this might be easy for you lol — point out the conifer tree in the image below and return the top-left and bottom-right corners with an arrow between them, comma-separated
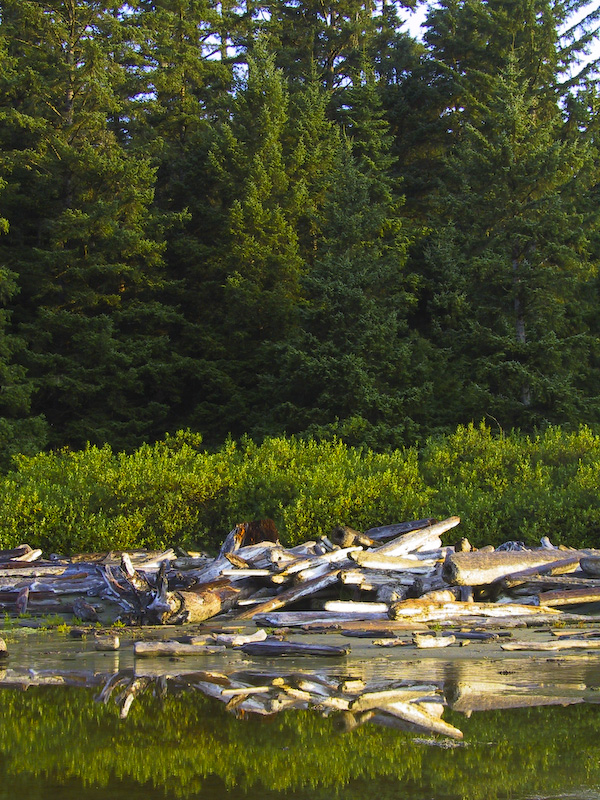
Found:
0,0 -> 181,449
420,20 -> 600,430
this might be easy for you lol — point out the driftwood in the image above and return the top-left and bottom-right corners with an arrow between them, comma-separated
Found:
442,550 -> 585,586
235,570 -> 341,620
389,599 -> 561,622
501,638 -> 600,651
537,586 -> 600,607
147,578 -> 255,624
240,640 -> 350,657
413,634 -> 456,648
581,556 -> 600,576
134,641 -> 227,657
373,517 -> 460,557
364,519 -> 437,541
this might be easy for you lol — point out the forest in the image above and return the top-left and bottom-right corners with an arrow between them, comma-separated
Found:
0,0 -> 600,464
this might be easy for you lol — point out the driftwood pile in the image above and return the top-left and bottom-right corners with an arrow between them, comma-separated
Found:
2,516 -> 600,628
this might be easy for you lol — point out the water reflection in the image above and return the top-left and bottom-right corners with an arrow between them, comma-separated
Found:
0,647 -> 600,800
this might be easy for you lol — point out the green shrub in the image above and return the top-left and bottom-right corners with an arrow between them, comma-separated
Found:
1,423 -> 600,554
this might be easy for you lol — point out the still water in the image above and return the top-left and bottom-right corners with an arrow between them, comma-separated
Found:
1,628 -> 600,800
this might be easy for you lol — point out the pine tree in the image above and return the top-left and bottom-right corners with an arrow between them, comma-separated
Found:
421,42 -> 600,430
0,0 -> 182,449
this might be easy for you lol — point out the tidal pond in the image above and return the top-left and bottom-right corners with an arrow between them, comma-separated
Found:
1,626 -> 600,800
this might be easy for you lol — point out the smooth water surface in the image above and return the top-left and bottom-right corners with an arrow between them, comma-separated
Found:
1,628 -> 600,800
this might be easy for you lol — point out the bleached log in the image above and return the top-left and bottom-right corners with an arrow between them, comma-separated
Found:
350,685 -> 439,711
322,600 -> 389,616
413,634 -> 456,648
0,564 -> 68,578
373,517 -> 461,557
501,638 -> 600,651
235,570 -> 341,620
252,612 -> 426,630
240,640 -> 350,657
364,519 -> 437,541
419,588 -> 460,603
388,599 -> 562,622
375,703 -> 463,739
220,568 -> 273,578
349,551 -> 435,572
537,586 -> 600,607
443,550 -> 585,586
134,641 -> 226,657
580,556 -> 600,576
150,579 -> 257,624
213,629 -> 268,647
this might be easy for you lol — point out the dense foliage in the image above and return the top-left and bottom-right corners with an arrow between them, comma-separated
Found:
1,423 -> 600,553
0,0 -> 599,457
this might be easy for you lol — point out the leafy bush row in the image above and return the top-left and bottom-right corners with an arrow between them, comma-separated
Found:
1,423 -> 599,555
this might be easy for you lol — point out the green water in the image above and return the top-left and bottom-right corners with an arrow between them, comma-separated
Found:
2,627 -> 600,800
0,681 -> 599,800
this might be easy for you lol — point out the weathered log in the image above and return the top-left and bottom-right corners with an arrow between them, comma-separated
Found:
349,685 -> 439,711
349,551 -> 435,572
240,640 -> 350,657
148,579 -> 255,624
388,599 -> 561,622
443,550 -> 585,586
218,524 -> 247,558
364,519 -> 437,541
506,575 -> 600,591
580,556 -> 600,576
0,544 -> 35,562
501,638 -> 600,651
537,586 -> 600,607
413,634 -> 456,648
134,641 -> 226,657
213,629 -> 268,647
330,526 -> 376,549
374,703 -> 463,739
0,564 -> 68,577
235,570 -> 341,620
373,517 -> 461,557
322,600 -> 389,616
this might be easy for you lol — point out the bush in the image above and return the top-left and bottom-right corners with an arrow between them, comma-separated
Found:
1,423 -> 600,554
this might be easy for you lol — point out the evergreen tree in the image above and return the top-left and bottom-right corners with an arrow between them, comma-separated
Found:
0,0 -> 182,449
421,47 -> 600,430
